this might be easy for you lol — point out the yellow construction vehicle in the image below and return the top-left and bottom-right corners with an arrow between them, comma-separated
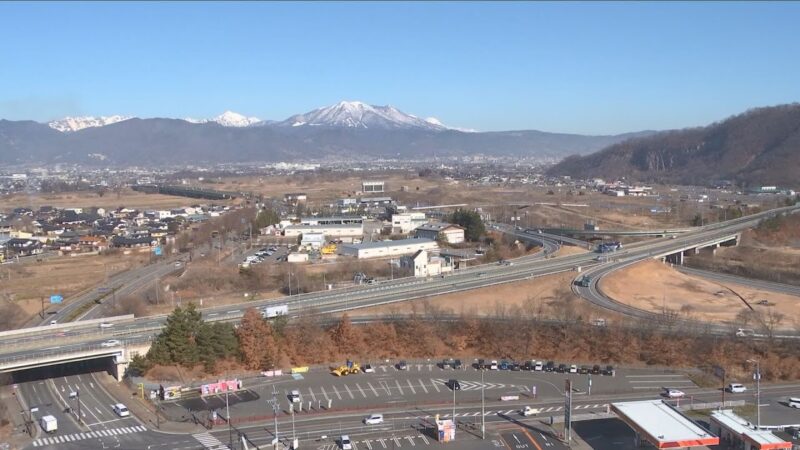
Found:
321,243 -> 337,256
330,359 -> 360,376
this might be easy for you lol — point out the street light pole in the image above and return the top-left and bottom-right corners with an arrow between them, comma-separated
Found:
481,368 -> 485,439
76,389 -> 81,424
747,359 -> 761,429
452,384 -> 456,426
226,389 -> 232,449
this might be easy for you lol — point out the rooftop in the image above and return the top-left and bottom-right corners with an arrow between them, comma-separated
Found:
341,238 -> 436,250
611,400 -> 718,449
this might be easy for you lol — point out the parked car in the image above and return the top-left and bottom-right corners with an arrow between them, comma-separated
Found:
523,361 -> 533,371
341,435 -> 353,450
364,414 -> 384,425
289,390 -> 301,403
397,360 -> 408,370
511,362 -> 521,371
477,359 -> 486,369
579,365 -> 590,374
727,383 -> 747,393
490,360 -> 499,370
569,364 -> 578,374
591,365 -> 601,375
453,359 -> 463,369
557,364 -> 567,373
532,361 -> 543,371
545,361 -> 555,372
441,358 -> 455,369
663,388 -> 685,398
603,365 -> 615,376
362,364 -> 375,373
499,360 -> 510,370
447,379 -> 461,391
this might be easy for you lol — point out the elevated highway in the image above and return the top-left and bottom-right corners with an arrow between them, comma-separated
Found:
0,204 -> 797,375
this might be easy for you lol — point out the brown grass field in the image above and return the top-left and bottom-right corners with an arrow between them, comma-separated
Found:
0,187 -> 231,210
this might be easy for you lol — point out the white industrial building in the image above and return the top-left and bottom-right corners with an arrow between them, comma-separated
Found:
362,181 -> 385,193
300,232 -> 325,250
299,216 -> 363,226
392,212 -> 427,234
338,238 -> 438,259
283,224 -> 364,238
414,222 -> 465,244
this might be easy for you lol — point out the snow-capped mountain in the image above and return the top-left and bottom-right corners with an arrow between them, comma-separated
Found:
279,101 -> 452,131
48,115 -> 132,133
184,111 -> 262,127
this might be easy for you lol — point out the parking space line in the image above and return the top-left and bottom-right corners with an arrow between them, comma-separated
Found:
380,381 -> 392,396
395,380 -> 404,395
320,386 -> 331,401
392,436 -> 402,447
418,435 -> 429,445
418,379 -> 428,394
308,387 -> 317,402
406,379 -> 417,394
405,436 -> 416,446
416,364 -> 422,371
363,439 -> 372,450
430,379 -> 441,392
367,382 -> 379,397
344,384 -> 355,399
355,383 -> 368,398
377,438 -> 387,448
332,386 -> 343,400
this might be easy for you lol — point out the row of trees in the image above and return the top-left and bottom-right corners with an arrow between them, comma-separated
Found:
131,303 -> 800,382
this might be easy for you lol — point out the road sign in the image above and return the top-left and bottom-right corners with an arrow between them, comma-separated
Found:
49,295 -> 63,304
153,246 -> 163,256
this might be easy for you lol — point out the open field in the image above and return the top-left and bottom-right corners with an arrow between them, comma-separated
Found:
0,253 -> 146,329
349,271 -> 621,323
0,187 -> 231,210
600,259 -> 800,327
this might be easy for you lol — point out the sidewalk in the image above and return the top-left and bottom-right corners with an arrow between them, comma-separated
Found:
95,372 -> 204,434
0,384 -> 34,450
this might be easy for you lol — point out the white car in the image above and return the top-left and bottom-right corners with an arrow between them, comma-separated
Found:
98,322 -> 114,329
533,361 -> 543,371
113,403 -> 130,417
101,340 -> 121,347
569,364 -> 578,373
664,388 -> 685,398
341,435 -> 352,450
290,390 -> 301,403
520,406 -> 537,417
490,360 -> 499,370
364,413 -> 384,425
727,383 -> 747,393
362,364 -> 375,373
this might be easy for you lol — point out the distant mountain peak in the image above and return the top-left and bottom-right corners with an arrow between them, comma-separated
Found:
184,111 -> 262,127
48,115 -> 132,133
279,101 -> 451,131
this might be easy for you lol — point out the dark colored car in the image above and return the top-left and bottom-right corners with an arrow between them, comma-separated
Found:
545,361 -> 555,372
447,379 -> 461,391
441,358 -> 455,369
499,360 -> 510,370
511,362 -> 521,371
591,365 -> 602,375
397,360 -> 408,370
523,361 -> 534,371
476,359 -> 486,370
557,364 -> 567,373
454,359 -> 463,369
579,365 -> 590,374
603,365 -> 615,376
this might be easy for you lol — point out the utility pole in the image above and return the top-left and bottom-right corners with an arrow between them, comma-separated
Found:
40,296 -> 44,319
272,385 -> 279,446
226,389 -> 232,449
452,383 -> 456,426
481,368 -> 485,439
747,359 -> 761,428
76,389 -> 81,424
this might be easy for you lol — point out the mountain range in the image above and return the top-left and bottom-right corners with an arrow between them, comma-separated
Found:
0,101 -> 650,165
548,104 -> 800,187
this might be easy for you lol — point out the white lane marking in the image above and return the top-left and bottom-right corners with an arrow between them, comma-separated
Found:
320,386 -> 331,401
308,387 -> 317,402
395,380 -> 404,396
419,435 -> 429,445
355,383 -> 368,398
367,382 -> 379,397
406,379 -> 416,395
430,379 -> 441,393
344,384 -> 355,399
418,379 -> 428,394
332,385 -> 343,400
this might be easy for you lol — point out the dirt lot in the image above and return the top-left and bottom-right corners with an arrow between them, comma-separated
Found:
0,187 -> 227,210
0,253 -> 145,328
600,259 -> 800,327
349,271 -> 620,323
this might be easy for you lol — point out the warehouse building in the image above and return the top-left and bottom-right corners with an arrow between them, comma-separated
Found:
338,238 -> 438,259
300,216 -> 363,226
283,223 -> 363,238
414,222 -> 465,244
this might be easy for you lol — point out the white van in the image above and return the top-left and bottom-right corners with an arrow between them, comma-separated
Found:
789,397 -> 800,409
289,390 -> 301,403
727,383 -> 747,393
113,403 -> 130,417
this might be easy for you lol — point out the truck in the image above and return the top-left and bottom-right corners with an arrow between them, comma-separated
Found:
597,241 -> 622,253
40,415 -> 58,433
575,276 -> 592,287
261,304 -> 288,319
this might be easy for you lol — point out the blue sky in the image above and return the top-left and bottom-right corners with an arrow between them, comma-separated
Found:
1,1 -> 799,134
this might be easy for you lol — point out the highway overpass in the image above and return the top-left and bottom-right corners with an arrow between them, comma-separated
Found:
0,204 -> 796,377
